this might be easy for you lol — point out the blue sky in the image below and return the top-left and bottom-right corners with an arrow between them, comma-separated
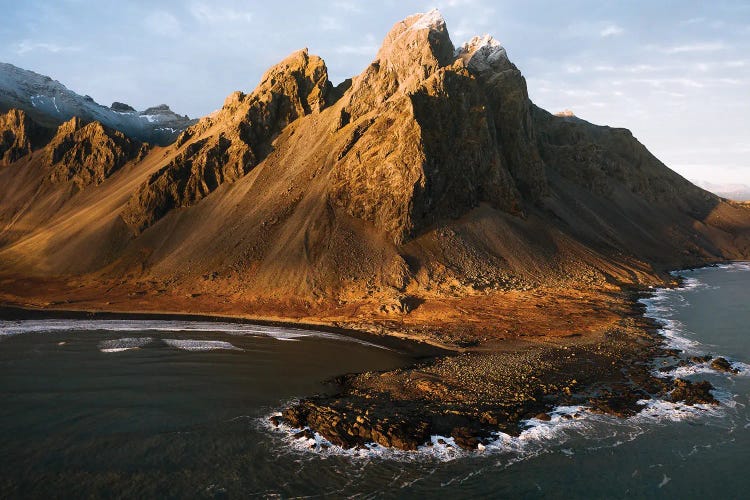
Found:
1,0 -> 749,185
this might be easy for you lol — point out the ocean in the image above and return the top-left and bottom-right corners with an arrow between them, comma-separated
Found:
1,263 -> 749,497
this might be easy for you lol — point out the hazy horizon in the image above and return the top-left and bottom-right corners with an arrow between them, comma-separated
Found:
1,0 -> 748,185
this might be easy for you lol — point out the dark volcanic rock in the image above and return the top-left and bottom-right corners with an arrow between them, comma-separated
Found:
588,391 -> 645,418
450,426 -> 482,450
670,378 -> 718,405
710,357 -> 738,373
282,398 -> 432,451
111,102 -> 136,113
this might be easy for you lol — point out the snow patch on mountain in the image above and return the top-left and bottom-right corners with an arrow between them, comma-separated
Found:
0,62 -> 195,145
455,35 -> 511,74
409,9 -> 446,31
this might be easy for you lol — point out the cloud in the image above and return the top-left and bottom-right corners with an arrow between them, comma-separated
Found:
724,60 -> 747,68
625,77 -> 742,89
661,42 -> 727,54
593,64 -> 659,74
563,21 -> 624,39
332,1 -> 363,13
681,17 -> 705,25
14,41 -> 81,55
443,0 -> 477,6
630,77 -> 705,88
144,11 -> 182,38
600,24 -> 624,37
319,16 -> 343,31
189,2 -> 253,24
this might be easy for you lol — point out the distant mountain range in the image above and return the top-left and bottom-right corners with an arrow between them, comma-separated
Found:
693,180 -> 750,202
0,62 -> 195,145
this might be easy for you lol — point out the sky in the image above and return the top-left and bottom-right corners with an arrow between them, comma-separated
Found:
1,0 -> 749,185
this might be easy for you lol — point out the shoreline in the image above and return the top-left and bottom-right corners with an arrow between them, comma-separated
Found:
0,304 -> 450,359
1,264 -> 742,452
279,270 -> 736,452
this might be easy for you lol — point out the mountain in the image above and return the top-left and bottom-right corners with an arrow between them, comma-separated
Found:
0,10 -> 749,337
0,62 -> 196,145
694,180 -> 750,202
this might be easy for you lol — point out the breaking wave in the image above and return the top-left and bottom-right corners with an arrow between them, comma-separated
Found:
162,339 -> 242,351
0,318 -> 388,349
98,337 -> 153,353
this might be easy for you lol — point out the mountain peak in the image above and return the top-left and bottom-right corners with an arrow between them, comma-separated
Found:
377,10 -> 454,64
455,34 -> 510,74
0,108 -> 50,164
111,102 -> 136,113
407,9 -> 446,32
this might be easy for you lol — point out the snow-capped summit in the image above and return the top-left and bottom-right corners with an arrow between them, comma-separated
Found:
408,9 -> 446,32
455,34 -> 511,73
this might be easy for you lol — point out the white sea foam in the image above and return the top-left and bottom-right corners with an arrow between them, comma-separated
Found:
661,359 -> 750,379
716,261 -> 750,272
162,339 -> 241,351
98,337 -> 152,353
265,397 -> 726,463
271,388 -> 740,463
639,275 -> 712,353
0,318 -> 389,350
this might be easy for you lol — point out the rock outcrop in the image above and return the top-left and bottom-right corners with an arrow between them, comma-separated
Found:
0,109 -> 51,164
45,117 -> 147,190
120,49 -> 332,233
457,35 -> 548,200
669,378 -> 718,405
328,12 -> 525,243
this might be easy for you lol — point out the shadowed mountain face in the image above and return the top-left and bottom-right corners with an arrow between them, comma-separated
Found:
0,62 -> 196,145
0,10 -> 749,309
0,109 -> 52,164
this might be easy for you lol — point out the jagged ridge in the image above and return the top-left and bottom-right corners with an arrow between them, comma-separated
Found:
120,49 -> 333,233
44,117 -> 147,190
0,9 -> 748,303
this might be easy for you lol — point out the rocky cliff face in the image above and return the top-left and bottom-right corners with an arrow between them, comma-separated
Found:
0,109 -> 51,164
120,49 -> 333,233
44,117 -> 147,190
328,12 -> 527,243
0,62 -> 196,145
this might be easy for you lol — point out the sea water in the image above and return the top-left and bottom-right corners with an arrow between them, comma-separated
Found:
1,263 -> 749,497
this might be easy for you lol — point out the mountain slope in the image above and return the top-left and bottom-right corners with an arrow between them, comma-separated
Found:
0,62 -> 196,145
0,10 -> 749,336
